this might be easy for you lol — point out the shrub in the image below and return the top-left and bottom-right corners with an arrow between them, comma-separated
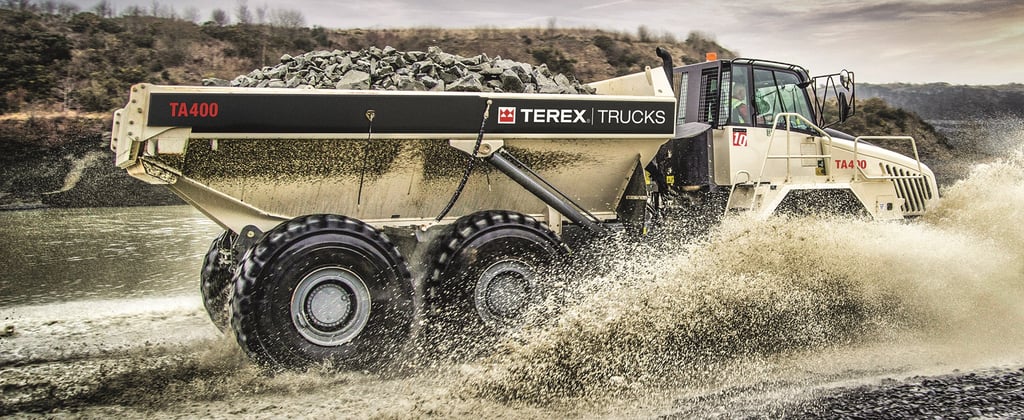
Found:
529,46 -> 576,75
0,9 -> 71,111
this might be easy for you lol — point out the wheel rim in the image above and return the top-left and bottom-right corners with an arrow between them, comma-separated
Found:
474,259 -> 536,325
291,266 -> 371,346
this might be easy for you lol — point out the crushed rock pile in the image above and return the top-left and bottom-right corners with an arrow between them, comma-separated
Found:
204,46 -> 596,94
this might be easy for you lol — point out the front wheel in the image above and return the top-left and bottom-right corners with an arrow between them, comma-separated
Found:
231,214 -> 413,369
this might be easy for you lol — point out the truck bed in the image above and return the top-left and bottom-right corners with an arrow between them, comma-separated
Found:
111,68 -> 676,232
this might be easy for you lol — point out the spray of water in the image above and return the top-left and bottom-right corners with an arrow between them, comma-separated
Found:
459,144 -> 1024,407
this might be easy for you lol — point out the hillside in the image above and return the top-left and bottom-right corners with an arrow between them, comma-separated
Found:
0,6 -> 733,115
0,115 -> 182,209
828,98 -> 959,186
858,83 -> 1024,121
854,83 -> 1024,185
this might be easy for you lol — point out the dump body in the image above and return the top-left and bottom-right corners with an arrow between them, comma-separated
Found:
111,68 -> 676,233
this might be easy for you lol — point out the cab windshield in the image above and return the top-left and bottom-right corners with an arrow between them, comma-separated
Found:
752,68 -> 814,130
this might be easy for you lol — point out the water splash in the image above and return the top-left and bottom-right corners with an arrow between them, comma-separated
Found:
460,145 -> 1024,406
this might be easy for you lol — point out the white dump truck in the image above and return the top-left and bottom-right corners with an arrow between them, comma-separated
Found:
111,50 -> 937,368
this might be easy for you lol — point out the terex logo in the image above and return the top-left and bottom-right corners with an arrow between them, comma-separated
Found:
520,108 -> 588,124
497,107 -> 516,124
494,104 -> 669,127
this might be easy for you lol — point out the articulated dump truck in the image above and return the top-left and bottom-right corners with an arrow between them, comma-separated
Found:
111,50 -> 938,368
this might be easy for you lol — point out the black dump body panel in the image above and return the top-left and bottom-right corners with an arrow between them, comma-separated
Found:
147,92 -> 675,136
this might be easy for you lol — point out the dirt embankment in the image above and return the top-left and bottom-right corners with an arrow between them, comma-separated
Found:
0,115 -> 181,210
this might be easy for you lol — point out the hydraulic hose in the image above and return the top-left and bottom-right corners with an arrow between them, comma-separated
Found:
435,100 -> 492,222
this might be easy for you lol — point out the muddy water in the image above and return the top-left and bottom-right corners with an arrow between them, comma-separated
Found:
3,144 -> 1024,417
0,206 -> 222,306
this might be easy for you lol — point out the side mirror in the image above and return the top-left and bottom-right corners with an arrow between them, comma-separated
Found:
838,92 -> 851,122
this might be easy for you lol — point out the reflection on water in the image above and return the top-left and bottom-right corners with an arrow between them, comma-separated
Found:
0,206 -> 222,306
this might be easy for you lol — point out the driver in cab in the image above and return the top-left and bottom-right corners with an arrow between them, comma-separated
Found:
730,82 -> 750,125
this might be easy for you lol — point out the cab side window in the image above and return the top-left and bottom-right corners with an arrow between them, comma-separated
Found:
753,68 -> 814,130
728,66 -> 751,126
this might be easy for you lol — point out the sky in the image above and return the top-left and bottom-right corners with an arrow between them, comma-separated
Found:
70,0 -> 1024,85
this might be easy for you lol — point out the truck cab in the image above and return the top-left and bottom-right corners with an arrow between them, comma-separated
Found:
661,57 -> 938,219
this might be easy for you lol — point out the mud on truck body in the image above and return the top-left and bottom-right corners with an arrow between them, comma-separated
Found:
111,50 -> 938,368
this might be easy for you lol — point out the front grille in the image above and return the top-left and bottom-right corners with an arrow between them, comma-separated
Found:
883,163 -> 933,215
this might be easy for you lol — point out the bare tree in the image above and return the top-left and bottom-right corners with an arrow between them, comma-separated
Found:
235,0 -> 252,24
182,6 -> 200,23
269,7 -> 304,28
147,1 -> 177,18
659,30 -> 677,44
254,3 -> 270,65
255,3 -> 267,24
122,4 -> 144,16
637,25 -> 651,42
2,0 -> 34,11
56,1 -> 78,18
40,0 -> 57,14
210,8 -> 229,26
92,0 -> 114,17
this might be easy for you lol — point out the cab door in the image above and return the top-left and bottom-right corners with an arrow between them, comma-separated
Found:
724,65 -> 827,183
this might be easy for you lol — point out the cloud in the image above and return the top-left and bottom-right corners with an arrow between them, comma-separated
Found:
755,0 -> 1024,23
710,0 -> 1023,83
581,0 -> 634,11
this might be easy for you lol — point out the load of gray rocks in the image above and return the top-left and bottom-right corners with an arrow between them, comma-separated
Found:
204,46 -> 595,94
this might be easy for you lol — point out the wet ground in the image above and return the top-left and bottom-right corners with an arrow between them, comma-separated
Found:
2,294 -> 1022,418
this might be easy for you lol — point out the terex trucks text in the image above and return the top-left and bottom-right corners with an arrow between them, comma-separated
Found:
110,50 -> 938,368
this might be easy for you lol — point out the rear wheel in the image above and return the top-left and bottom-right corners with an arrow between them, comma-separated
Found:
429,211 -> 567,332
200,230 -> 237,332
231,214 -> 413,369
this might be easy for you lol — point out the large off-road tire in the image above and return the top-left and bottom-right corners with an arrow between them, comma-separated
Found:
201,230 -> 237,332
231,214 -> 414,369
428,210 -> 567,332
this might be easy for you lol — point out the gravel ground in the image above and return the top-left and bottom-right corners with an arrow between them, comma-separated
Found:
3,299 -> 1024,418
785,368 -> 1024,419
